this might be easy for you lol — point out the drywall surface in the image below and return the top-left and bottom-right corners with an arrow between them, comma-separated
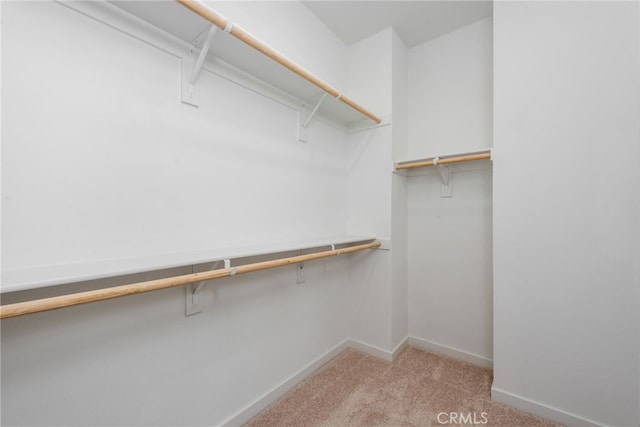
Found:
493,1 -> 640,425
346,28 -> 393,242
2,0 -> 348,271
346,28 -> 393,118
406,18 -> 494,366
346,28 -> 408,355
407,164 -> 493,366
346,129 -> 392,240
407,17 -> 492,159
1,260 -> 353,426
346,125 -> 393,352
391,29 -> 409,162
390,29 -> 409,348
390,172 -> 409,349
0,1 -> 364,425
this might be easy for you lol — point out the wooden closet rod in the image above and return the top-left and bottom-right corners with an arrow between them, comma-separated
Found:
0,241 -> 381,320
175,0 -> 382,124
395,152 -> 491,171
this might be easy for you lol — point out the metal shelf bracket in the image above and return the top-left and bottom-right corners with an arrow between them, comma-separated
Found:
181,25 -> 218,107
186,260 -> 220,316
298,93 -> 328,142
438,163 -> 452,198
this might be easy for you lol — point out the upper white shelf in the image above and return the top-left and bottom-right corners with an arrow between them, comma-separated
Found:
1,236 -> 377,294
109,0 -> 382,127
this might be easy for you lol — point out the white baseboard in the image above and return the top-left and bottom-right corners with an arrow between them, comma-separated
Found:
220,338 -> 603,427
408,336 -> 493,369
491,387 -> 600,427
220,339 -> 351,426
391,336 -> 410,360
347,337 -> 409,362
348,339 -> 393,361
221,337 -> 410,425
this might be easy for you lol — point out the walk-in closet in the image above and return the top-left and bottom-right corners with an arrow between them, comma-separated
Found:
2,1 -> 638,426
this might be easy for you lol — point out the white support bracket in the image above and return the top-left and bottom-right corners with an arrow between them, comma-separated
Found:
181,25 -> 218,107
298,93 -> 328,143
438,164 -> 452,198
225,259 -> 238,277
186,265 -> 205,316
296,250 -> 305,284
186,261 -> 220,316
297,263 -> 305,284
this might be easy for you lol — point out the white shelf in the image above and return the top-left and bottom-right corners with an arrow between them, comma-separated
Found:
207,33 -> 370,124
108,1 -> 381,127
1,236 -> 377,294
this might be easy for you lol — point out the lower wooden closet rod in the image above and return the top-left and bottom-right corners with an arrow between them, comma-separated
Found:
395,152 -> 491,171
0,241 -> 381,320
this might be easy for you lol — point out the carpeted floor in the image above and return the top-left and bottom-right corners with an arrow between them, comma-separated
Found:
246,346 -> 560,426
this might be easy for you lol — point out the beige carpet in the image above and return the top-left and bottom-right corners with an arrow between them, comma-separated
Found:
246,347 -> 560,426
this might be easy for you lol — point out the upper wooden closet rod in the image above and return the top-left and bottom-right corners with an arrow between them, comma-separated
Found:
395,152 -> 492,171
0,241 -> 381,320
175,0 -> 382,124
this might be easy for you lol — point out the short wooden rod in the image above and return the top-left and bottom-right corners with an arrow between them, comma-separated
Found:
0,241 -> 381,319
395,152 -> 491,171
174,0 -> 382,124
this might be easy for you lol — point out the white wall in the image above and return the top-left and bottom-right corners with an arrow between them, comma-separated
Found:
407,163 -> 493,366
2,1 -> 349,271
0,1 -> 370,425
346,27 -> 410,356
345,28 -> 393,119
390,30 -> 409,350
346,28 -> 394,353
347,125 -> 393,352
493,2 -> 640,425
406,17 -> 494,366
1,260 -> 353,426
407,17 -> 493,159
392,29 -> 409,163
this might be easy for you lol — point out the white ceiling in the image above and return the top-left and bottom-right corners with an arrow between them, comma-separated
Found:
303,1 -> 493,48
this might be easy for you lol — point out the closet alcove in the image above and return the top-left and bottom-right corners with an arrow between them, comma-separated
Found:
8,1 -> 634,426
1,1 -> 493,424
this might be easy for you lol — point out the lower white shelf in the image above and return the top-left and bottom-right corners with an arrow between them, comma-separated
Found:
1,235 -> 377,294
